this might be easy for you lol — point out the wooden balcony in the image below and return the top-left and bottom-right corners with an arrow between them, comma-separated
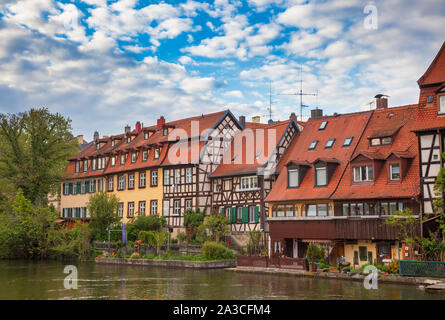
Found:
268,216 -> 419,241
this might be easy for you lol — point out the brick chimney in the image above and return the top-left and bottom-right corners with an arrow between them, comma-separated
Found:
311,108 -> 323,118
375,94 -> 388,109
93,131 -> 99,141
157,116 -> 166,130
239,116 -> 246,127
135,121 -> 142,133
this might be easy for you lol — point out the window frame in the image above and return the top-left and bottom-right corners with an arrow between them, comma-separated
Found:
173,200 -> 181,216
139,201 -> 146,216
343,137 -> 353,147
287,168 -> 299,188
127,202 -> 134,217
150,200 -> 158,215
139,171 -> 146,188
389,163 -> 401,181
308,140 -> 318,150
151,170 -> 158,187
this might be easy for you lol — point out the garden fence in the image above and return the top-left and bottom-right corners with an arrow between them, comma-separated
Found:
399,260 -> 445,278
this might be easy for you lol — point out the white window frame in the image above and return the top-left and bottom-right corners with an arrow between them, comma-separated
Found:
154,148 -> 160,159
288,169 -> 299,188
186,168 -> 192,184
390,164 -> 400,180
174,169 -> 181,185
128,202 -> 134,217
151,170 -> 158,186
139,201 -> 146,216
118,203 -> 123,217
128,174 -> 134,189
316,166 -> 327,186
240,176 -> 259,191
75,161 -> 80,173
142,150 -> 148,161
439,94 -> 445,114
118,175 -> 126,190
139,172 -> 146,188
120,154 -> 125,165
151,200 -> 158,215
131,152 -> 137,163
353,165 -> 373,182
89,180 -> 94,193
185,199 -> 192,210
108,177 -> 113,191
164,169 -> 170,185
173,200 -> 181,216
111,156 -> 115,167
98,179 -> 103,191
163,200 -> 170,216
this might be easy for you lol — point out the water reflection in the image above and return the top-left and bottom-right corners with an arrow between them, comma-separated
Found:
0,260 -> 443,300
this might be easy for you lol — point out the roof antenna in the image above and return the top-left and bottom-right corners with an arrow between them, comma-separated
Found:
278,64 -> 318,121
268,80 -> 273,123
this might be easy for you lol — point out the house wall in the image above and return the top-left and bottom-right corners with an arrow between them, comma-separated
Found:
343,240 -> 400,268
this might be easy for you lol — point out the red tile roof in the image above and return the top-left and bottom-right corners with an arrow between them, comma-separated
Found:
210,120 -> 294,177
265,111 -> 372,202
418,41 -> 445,86
332,104 -> 420,200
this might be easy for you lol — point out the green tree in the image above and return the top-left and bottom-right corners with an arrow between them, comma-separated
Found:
201,212 -> 230,243
183,208 -> 206,243
385,208 -> 419,245
132,215 -> 166,232
138,230 -> 168,255
87,192 -> 120,241
0,108 -> 79,204
247,230 -> 262,255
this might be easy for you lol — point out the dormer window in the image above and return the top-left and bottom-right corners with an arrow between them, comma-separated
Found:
111,140 -> 115,147
163,128 -> 168,136
120,154 -> 126,165
142,150 -> 148,162
96,144 -> 100,150
75,161 -> 80,173
315,166 -> 327,186
92,159 -> 96,171
390,164 -> 400,180
131,152 -> 137,163
353,165 -> 373,182
144,132 -> 149,140
319,121 -> 328,130
154,148 -> 160,160
308,140 -> 318,150
127,137 -> 131,143
343,137 -> 353,147
325,139 -> 335,149
440,94 -> 445,113
381,137 -> 392,145
288,169 -> 299,188
371,138 -> 380,146
111,156 -> 115,167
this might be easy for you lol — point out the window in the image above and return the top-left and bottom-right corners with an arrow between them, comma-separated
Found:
249,206 -> 256,223
96,144 -> 100,150
274,241 -> 282,253
98,179 -> 103,191
237,207 -> 243,220
173,200 -> 181,216
343,137 -> 353,147
353,165 -> 373,182
89,180 -> 94,193
308,140 -> 318,150
371,138 -> 380,146
144,132 -> 149,140
306,205 -> 317,217
118,175 -> 126,190
131,152 -> 137,163
120,154 -> 125,165
139,201 -> 146,216
381,137 -> 392,145
164,169 -> 170,185
427,95 -> 434,103
142,150 -> 148,162
319,121 -> 328,130
75,161 -> 80,173
154,148 -> 160,160
128,202 -> 134,217
111,140 -> 115,147
185,199 -> 192,211
359,246 -> 367,261
285,205 -> 294,217
440,95 -> 445,113
81,181 -> 86,194
64,183 -> 70,195
151,170 -> 158,186
128,174 -> 134,189
108,177 -> 113,191
303,204 -> 332,217
288,169 -> 299,188
92,158 -> 96,171
315,167 -> 327,186
127,137 -> 131,143
186,168 -> 192,184
325,139 -> 335,148
151,200 -> 158,215
370,137 -> 392,146
174,169 -> 181,185
163,200 -> 169,216
139,172 -> 146,188
390,164 -> 400,180
240,176 -> 258,190
111,156 -> 115,167
163,128 -> 168,136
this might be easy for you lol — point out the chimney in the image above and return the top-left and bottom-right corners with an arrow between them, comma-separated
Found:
239,116 -> 246,127
157,116 -> 166,130
124,125 -> 131,133
135,121 -> 142,133
268,119 -> 274,125
93,131 -> 99,141
311,108 -> 323,118
375,94 -> 388,109
252,116 -> 260,123
289,112 -> 297,120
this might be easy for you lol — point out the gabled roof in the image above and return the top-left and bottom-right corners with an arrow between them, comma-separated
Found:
210,119 -> 295,178
333,105 -> 420,200
418,41 -> 445,87
265,111 -> 372,202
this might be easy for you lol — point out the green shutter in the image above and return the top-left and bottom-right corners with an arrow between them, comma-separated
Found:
76,182 -> 81,194
62,183 -> 66,195
93,180 -> 96,192
255,206 -> 259,223
68,183 -> 73,195
68,208 -> 72,218
221,207 -> 225,216
85,181 -> 90,193
230,207 -> 236,223
242,207 -> 249,223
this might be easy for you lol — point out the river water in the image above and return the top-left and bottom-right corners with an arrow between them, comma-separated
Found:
0,260 -> 443,300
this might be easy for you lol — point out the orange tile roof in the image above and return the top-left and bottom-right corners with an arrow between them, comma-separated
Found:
332,104 -> 420,200
418,41 -> 445,86
210,120 -> 294,177
265,111 -> 372,202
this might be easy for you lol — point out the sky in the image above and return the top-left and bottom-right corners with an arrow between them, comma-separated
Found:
0,0 -> 444,140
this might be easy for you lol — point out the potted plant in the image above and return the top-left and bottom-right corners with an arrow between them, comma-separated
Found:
307,243 -> 319,272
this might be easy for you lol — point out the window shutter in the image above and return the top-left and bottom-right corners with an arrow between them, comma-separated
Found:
230,207 -> 236,223
93,180 -> 96,192
221,207 -> 225,216
255,206 -> 259,223
68,208 -> 72,218
69,183 -> 73,195
85,181 -> 90,193
242,207 -> 249,223
62,183 -> 66,195
76,182 -> 81,194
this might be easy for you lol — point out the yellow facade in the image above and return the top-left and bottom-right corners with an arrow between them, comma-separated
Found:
344,240 -> 401,267
108,168 -> 164,223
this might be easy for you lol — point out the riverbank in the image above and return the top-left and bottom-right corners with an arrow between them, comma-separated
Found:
225,266 -> 445,288
96,257 -> 236,269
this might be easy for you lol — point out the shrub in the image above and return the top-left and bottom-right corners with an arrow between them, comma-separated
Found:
130,252 -> 140,259
388,260 -> 399,274
201,241 -> 236,260
177,232 -> 187,244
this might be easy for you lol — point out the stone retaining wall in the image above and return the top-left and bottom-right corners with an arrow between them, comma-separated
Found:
96,257 -> 236,269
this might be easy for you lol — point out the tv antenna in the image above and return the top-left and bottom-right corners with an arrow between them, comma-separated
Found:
278,65 -> 317,121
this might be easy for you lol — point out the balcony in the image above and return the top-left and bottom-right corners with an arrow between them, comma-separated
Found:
268,216 -> 418,241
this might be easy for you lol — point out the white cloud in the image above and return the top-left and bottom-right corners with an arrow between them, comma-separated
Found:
224,90 -> 244,98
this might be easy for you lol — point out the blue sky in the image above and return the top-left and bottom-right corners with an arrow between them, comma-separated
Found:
0,0 -> 444,140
